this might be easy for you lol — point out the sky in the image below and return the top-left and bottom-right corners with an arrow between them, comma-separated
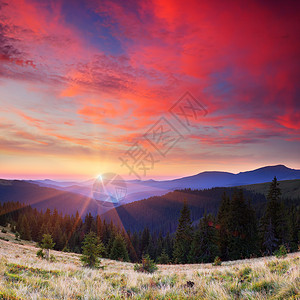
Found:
0,0 -> 299,180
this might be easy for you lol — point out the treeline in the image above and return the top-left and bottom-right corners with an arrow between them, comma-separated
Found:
0,201 -> 172,262
0,177 -> 299,263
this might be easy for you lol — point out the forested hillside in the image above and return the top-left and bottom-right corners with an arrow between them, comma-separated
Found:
1,178 -> 299,264
102,186 -> 295,234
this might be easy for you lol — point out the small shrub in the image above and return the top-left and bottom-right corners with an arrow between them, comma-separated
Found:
275,245 -> 287,258
0,237 -> 9,241
252,279 -> 276,294
15,232 -> 20,241
212,256 -> 222,266
237,267 -> 252,283
1,228 -> 7,233
50,254 -> 56,262
62,246 -> 70,252
267,260 -> 289,275
134,254 -> 158,273
36,249 -> 45,259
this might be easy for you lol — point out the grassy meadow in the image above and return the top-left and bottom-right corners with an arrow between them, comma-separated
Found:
0,226 -> 299,300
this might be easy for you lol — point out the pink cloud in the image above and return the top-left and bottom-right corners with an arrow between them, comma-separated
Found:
0,0 -> 299,178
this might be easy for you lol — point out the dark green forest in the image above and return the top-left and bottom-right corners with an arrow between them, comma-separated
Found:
0,177 -> 299,264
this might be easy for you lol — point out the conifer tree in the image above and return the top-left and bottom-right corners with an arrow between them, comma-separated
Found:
147,235 -> 156,259
96,215 -> 103,239
81,232 -> 105,267
109,234 -> 129,261
123,230 -> 138,262
173,200 -> 193,263
84,213 -> 94,233
227,190 -> 258,260
52,221 -> 64,250
132,231 -> 141,259
164,232 -> 173,260
156,232 -> 164,259
157,248 -> 170,264
20,215 -> 31,241
217,192 -> 231,260
260,177 -> 287,253
263,220 -> 278,255
288,205 -> 300,251
30,218 -> 40,241
41,233 -> 55,260
141,227 -> 150,255
188,214 -> 220,263
38,222 -> 49,241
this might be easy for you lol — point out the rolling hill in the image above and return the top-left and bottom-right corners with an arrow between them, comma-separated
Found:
0,179 -> 109,216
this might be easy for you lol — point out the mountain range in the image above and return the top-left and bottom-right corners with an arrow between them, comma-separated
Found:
27,164 -> 300,202
0,165 -> 299,219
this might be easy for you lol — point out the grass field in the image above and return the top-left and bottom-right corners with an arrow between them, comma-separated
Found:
0,226 -> 299,299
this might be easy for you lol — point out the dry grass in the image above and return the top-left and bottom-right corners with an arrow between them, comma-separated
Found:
0,226 -> 299,299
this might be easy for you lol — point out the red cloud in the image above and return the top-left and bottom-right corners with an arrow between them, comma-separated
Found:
1,0 -> 299,177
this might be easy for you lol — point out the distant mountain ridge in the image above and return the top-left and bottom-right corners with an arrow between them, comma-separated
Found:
129,165 -> 300,190
28,164 -> 300,193
1,165 -> 300,216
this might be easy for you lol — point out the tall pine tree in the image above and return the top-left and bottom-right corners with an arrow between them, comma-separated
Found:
188,214 -> 220,263
20,215 -> 31,241
260,177 -> 287,254
109,234 -> 129,262
227,190 -> 258,260
173,200 -> 193,264
217,192 -> 230,260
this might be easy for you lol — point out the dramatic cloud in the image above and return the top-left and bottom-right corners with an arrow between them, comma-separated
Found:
0,0 -> 299,179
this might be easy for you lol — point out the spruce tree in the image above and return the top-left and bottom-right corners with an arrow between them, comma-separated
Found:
288,205 -> 300,251
188,214 -> 220,263
263,220 -> 278,255
260,177 -> 287,253
132,231 -> 141,260
157,248 -> 169,264
141,227 -> 150,255
41,233 -> 55,260
81,232 -> 105,268
52,221 -> 64,250
164,232 -> 173,260
217,192 -> 230,260
96,215 -> 103,239
173,200 -> 193,263
227,190 -> 258,260
109,234 -> 129,261
20,215 -> 31,241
